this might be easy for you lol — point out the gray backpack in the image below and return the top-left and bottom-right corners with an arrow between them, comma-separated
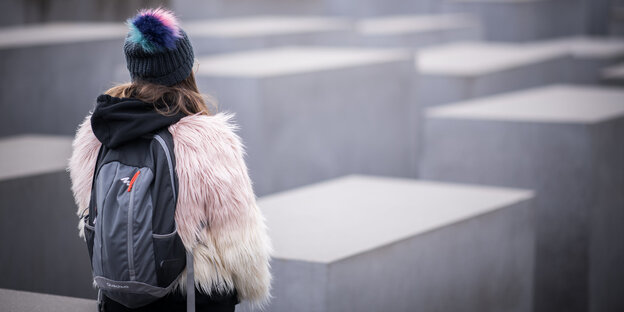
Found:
81,129 -> 196,311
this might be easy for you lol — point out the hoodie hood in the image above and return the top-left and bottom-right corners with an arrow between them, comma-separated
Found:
91,94 -> 186,148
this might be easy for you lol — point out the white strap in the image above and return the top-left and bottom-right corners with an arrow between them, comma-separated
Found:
186,250 -> 195,312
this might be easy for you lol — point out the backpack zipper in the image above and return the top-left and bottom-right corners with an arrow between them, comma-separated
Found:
127,169 -> 139,281
127,171 -> 140,192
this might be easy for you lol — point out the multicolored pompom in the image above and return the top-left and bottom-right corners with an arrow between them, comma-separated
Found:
127,7 -> 182,53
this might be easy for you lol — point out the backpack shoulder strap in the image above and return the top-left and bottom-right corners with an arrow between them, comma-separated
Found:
153,129 -> 195,311
186,250 -> 195,312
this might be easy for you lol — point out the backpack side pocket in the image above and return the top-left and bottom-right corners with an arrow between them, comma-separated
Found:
152,231 -> 186,287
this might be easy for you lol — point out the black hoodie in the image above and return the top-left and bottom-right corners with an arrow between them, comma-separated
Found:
91,94 -> 186,149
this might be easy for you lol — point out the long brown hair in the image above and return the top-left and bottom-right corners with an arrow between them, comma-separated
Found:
105,72 -> 216,116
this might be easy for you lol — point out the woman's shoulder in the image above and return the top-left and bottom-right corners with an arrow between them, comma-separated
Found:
170,112 -> 239,138
168,111 -> 245,155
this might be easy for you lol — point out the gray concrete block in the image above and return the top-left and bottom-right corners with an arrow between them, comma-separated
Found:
195,47 -> 417,196
601,62 -> 624,85
0,23 -> 127,136
171,0 -> 324,19
439,0 -> 586,41
248,175 -> 535,312
354,14 -> 483,48
183,16 -> 355,55
420,85 -> 624,312
0,288 -> 96,312
526,36 -> 624,84
0,0 -> 167,27
0,136 -> 96,299
324,0 -> 438,17
416,42 -> 571,107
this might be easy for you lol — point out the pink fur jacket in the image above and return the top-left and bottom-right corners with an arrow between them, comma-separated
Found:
68,112 -> 272,308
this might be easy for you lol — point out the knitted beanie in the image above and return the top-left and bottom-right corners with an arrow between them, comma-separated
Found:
124,8 -> 194,87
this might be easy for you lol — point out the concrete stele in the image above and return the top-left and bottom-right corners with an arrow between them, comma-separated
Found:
427,84 -> 624,124
356,13 -> 480,36
260,175 -> 533,263
0,23 -> 126,136
416,41 -> 566,77
196,46 -> 410,77
422,84 -> 624,312
0,135 -> 73,181
438,0 -> 586,41
603,62 -> 624,79
183,16 -> 352,38
0,23 -> 126,49
528,36 -> 624,60
0,135 -> 94,299
254,174 -> 535,312
0,288 -> 95,312
194,46 -> 416,196
448,0 -> 551,2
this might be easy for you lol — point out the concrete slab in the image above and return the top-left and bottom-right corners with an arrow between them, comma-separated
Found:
255,175 -> 535,312
0,23 -> 126,48
421,85 -> 624,312
324,0 -> 438,17
439,0 -> 586,41
527,36 -> 624,83
415,42 -> 570,107
0,288 -> 96,312
195,47 -> 417,196
0,0 -> 163,27
171,0 -> 325,20
601,62 -> 624,85
0,23 -> 126,136
0,135 -> 73,181
184,16 -> 355,54
427,84 -> 624,123
529,36 -> 624,60
0,135 -> 96,299
355,14 -> 483,48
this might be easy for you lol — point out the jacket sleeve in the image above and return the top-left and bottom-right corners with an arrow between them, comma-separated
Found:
169,113 -> 272,308
67,114 -> 102,239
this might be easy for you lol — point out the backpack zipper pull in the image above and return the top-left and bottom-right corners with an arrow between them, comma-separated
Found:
127,170 -> 141,192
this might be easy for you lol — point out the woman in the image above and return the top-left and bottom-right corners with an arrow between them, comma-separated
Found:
68,8 -> 272,312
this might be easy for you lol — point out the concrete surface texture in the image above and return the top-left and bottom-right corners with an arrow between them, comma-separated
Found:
0,135 -> 73,181
354,13 -> 482,48
525,36 -> 624,83
0,23 -> 126,49
196,46 -> 409,76
253,175 -> 535,312
0,135 -> 95,299
184,16 -> 355,54
427,84 -> 624,123
527,36 -> 624,59
0,0 -> 168,26
420,84 -> 624,312
0,23 -> 126,136
415,42 -> 570,106
0,288 -> 96,312
439,0 -> 587,41
324,0 -> 437,16
601,62 -> 624,85
196,47 -> 418,196
171,0 -> 324,19
262,175 -> 534,262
